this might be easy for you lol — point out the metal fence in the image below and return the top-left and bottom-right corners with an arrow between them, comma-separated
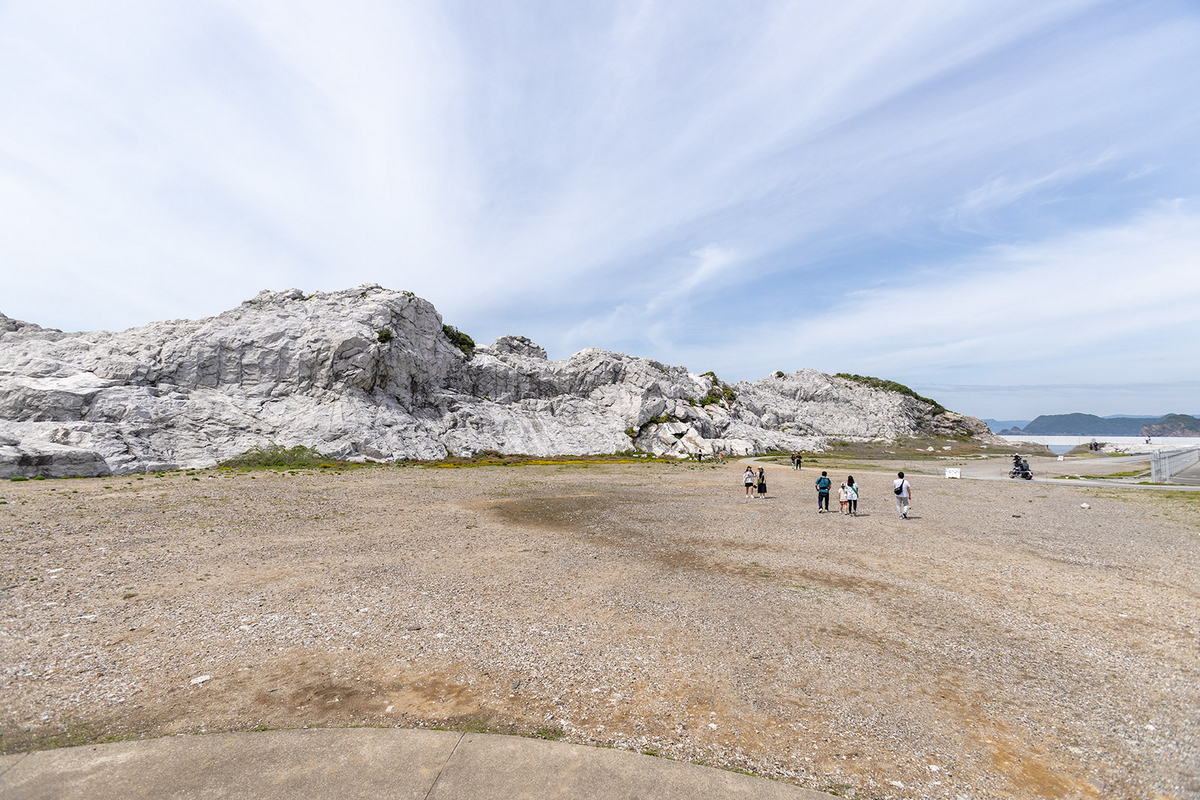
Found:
1151,447 -> 1200,483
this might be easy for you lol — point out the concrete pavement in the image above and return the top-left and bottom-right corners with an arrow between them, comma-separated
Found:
0,728 -> 834,800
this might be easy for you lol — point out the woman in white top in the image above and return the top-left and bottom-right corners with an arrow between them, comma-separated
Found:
744,466 -> 756,499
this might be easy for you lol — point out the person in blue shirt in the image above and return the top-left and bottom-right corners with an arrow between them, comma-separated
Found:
815,471 -> 832,512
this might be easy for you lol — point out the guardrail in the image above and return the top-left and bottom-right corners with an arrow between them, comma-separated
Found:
1151,447 -> 1200,483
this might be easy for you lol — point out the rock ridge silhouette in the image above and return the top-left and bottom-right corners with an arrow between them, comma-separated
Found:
0,285 -> 993,477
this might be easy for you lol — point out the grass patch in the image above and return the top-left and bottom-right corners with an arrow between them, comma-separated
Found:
1063,445 -> 1106,457
0,721 -> 112,754
421,450 -> 668,468
219,445 -> 340,469
822,436 -> 1031,460
1085,487 -> 1200,531
1088,469 -> 1152,479
1054,468 -> 1151,480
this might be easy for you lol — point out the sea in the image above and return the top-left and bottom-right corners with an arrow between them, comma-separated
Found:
999,435 -> 1200,455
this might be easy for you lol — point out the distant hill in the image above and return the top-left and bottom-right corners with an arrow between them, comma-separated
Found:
1005,413 -> 1200,436
984,419 -> 1031,433
1023,414 -> 1142,435
1143,414 -> 1200,437
1020,414 -> 1162,435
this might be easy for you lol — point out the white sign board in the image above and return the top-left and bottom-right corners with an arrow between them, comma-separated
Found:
944,468 -> 961,479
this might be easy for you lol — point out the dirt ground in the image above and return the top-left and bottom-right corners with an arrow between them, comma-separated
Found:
1,459 -> 1197,799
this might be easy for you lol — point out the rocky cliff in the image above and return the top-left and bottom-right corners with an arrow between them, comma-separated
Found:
0,285 -> 994,477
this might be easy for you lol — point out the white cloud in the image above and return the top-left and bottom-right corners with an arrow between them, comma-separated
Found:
698,202 -> 1200,389
0,0 -> 1197,426
561,244 -> 743,355
3,0 -> 1139,330
944,150 -> 1117,227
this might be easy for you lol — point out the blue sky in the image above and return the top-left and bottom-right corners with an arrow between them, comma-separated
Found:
1,0 -> 1198,419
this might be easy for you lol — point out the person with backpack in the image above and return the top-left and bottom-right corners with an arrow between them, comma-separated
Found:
846,476 -> 859,516
815,471 -> 832,512
893,471 -> 912,519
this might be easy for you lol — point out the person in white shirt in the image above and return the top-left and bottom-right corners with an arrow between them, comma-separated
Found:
893,471 -> 912,519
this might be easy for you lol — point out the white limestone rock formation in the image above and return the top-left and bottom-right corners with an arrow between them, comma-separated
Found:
0,286 -> 995,476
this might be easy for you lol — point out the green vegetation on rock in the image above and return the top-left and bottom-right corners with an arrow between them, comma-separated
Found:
834,373 -> 944,413
219,445 -> 334,469
697,371 -> 737,406
442,324 -> 475,357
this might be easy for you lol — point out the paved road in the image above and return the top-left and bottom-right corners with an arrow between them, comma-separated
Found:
1166,458 -> 1200,486
740,454 -> 1200,492
941,454 -> 1200,491
0,728 -> 833,800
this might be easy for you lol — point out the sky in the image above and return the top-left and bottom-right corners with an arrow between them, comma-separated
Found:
1,0 -> 1198,420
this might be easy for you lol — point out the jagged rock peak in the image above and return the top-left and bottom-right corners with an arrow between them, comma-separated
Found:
0,312 -> 55,335
485,335 -> 548,360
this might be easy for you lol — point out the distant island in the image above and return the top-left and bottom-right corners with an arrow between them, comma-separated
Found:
992,413 -> 1200,437
983,419 -> 1031,432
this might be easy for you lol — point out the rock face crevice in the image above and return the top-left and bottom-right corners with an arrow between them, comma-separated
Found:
0,286 -> 994,476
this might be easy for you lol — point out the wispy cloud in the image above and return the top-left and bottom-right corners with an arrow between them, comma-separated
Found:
680,202 -> 1200,398
562,243 -> 743,357
0,0 -> 1198,418
944,151 -> 1117,228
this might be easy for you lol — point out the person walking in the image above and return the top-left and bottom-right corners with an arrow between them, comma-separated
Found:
757,467 -> 767,498
837,482 -> 849,514
893,471 -> 912,519
790,453 -> 797,470
815,471 -> 831,512
846,476 -> 859,516
744,466 -> 756,499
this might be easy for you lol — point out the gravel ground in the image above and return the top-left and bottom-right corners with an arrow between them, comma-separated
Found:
1,460 -> 1197,799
